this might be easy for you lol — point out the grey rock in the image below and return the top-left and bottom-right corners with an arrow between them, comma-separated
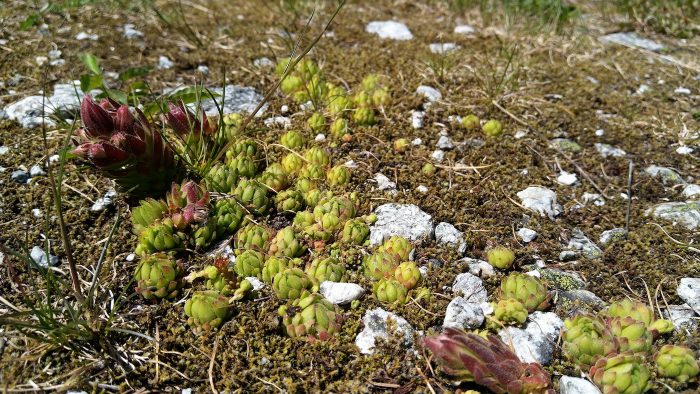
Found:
557,290 -> 606,318
429,43 -> 459,54
264,116 -> 291,128
517,228 -> 537,243
435,222 -> 466,255
4,82 -> 84,128
29,165 -> 45,177
436,135 -> 453,150
416,85 -> 442,105
30,246 -> 59,268
677,146 -> 695,155
369,204 -> 434,246
682,184 -> 700,199
320,281 -> 365,305
600,32 -> 664,52
662,304 -> 698,331
75,32 -> 98,41
516,187 -> 562,220
174,85 -> 267,117
355,308 -> 414,355
253,57 -> 273,67
11,170 -> 29,184
91,189 -> 118,212
595,143 -> 626,158
123,23 -> 144,38
645,165 -> 686,186
677,278 -> 700,314
461,257 -> 496,278
582,192 -> 605,206
157,56 -> 174,70
599,228 -> 626,247
365,21 -> 413,41
568,228 -> 603,259
443,297 -> 484,329
559,376 -> 601,394
430,149 -> 445,163
649,202 -> 700,230
498,312 -> 563,365
451,273 -> 488,303
196,65 -> 209,74
559,250 -> 577,261
411,110 -> 425,129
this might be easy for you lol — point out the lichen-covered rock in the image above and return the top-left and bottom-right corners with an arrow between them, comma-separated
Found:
556,290 -> 606,318
649,202 -> 700,230
567,229 -> 603,260
549,138 -> 582,154
369,203 -> 433,246
645,165 -> 686,186
355,308 -> 414,355
599,228 -> 626,247
537,268 -> 587,291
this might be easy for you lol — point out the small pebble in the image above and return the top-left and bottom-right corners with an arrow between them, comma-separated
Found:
29,165 -> 45,177
11,170 -> 29,184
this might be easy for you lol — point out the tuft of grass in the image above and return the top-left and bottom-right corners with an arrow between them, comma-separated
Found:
443,0 -> 578,32
614,0 -> 700,38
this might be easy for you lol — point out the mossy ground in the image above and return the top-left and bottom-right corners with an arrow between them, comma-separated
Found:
1,0 -> 699,392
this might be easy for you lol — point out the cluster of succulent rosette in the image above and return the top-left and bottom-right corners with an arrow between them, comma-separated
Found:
424,246 -> 698,393
562,298 -> 697,393
277,58 -> 389,140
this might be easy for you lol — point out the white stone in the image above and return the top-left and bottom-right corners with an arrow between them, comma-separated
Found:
35,56 -> 48,66
682,184 -> 700,199
436,135 -> 453,150
344,160 -> 357,168
123,23 -> 144,39
32,208 -> 42,218
416,185 -> 428,193
676,146 -> 694,155
196,65 -> 209,74
677,278 -> 700,314
454,25 -> 475,34
314,133 -> 326,142
516,187 -> 562,220
157,56 -> 174,70
443,297 -> 484,329
498,312 -> 563,365
517,228 -> 537,243
559,376 -> 601,394
595,143 -> 626,158
365,21 -> 413,41
635,84 -> 650,95
0,146 -> 8,155
514,130 -> 527,139
675,87 -> 691,95
320,281 -> 365,305
557,171 -> 578,186
355,308 -> 414,354
649,202 -> 700,230
264,116 -> 291,128
244,277 -> 265,291
30,246 -> 59,268
253,57 -> 273,67
374,172 -> 397,194
429,43 -> 459,54
600,32 -> 664,52
369,203 -> 434,246
416,85 -> 442,104
595,128 -> 605,136
411,110 -> 425,129
451,273 -> 487,303
126,253 -> 136,262
91,189 -> 118,212
462,258 -> 495,278
280,105 -> 289,113
29,165 -> 45,177
411,138 -> 422,146
582,192 -> 605,206
435,222 -> 466,255
430,149 -> 444,163
75,32 -> 98,41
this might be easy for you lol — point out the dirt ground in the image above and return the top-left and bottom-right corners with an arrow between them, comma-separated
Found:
1,0 -> 699,392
